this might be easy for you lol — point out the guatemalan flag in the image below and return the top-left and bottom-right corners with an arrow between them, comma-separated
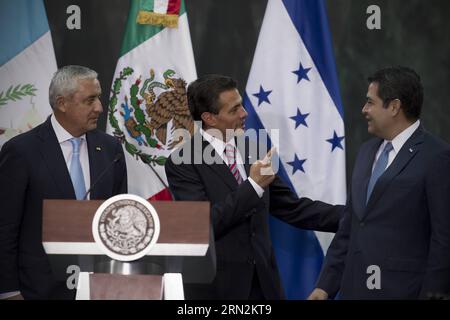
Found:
244,0 -> 346,299
0,0 -> 57,148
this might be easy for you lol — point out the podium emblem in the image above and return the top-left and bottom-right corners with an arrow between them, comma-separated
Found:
92,194 -> 160,261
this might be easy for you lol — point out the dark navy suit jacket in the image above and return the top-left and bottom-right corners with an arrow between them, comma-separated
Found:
165,134 -> 344,299
317,127 -> 450,299
0,117 -> 127,299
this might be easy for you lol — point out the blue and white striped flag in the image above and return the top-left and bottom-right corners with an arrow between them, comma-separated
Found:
0,0 -> 57,147
244,0 -> 346,299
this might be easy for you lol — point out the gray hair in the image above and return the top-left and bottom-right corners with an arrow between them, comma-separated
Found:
49,65 -> 98,108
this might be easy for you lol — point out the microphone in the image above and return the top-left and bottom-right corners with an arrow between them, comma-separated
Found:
82,153 -> 122,200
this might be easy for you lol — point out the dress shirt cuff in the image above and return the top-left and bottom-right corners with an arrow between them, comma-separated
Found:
0,291 -> 21,299
248,177 -> 264,198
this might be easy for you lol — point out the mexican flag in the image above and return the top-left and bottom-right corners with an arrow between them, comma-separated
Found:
107,0 -> 197,200
0,0 -> 57,148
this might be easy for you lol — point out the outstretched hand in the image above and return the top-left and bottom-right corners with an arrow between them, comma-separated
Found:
249,147 -> 276,188
307,288 -> 329,300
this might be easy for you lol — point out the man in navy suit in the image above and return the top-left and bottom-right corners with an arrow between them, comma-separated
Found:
309,66 -> 450,299
165,75 -> 344,300
0,65 -> 127,299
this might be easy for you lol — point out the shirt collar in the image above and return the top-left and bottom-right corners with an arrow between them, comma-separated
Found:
200,128 -> 236,157
50,114 -> 86,143
382,119 -> 420,153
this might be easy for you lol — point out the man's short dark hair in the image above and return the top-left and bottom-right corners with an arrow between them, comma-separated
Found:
368,66 -> 423,120
187,74 -> 238,122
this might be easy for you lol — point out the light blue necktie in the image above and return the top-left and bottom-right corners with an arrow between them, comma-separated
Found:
69,138 -> 86,200
366,142 -> 393,203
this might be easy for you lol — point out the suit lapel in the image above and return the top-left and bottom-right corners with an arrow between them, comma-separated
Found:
37,117 -> 75,198
86,131 -> 102,199
365,128 -> 424,214
199,135 -> 239,190
236,137 -> 251,176
353,138 -> 381,220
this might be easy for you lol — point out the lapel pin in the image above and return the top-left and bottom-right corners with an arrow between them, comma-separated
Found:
409,148 -> 413,153
96,146 -> 102,151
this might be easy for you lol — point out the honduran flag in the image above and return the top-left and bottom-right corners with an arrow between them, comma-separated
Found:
244,0 -> 346,299
0,0 -> 57,148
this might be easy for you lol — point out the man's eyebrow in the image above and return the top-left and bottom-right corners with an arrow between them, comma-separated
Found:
230,103 -> 241,111
86,93 -> 101,100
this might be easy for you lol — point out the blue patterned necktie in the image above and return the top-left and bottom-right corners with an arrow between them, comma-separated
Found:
225,143 -> 243,184
69,138 -> 86,200
366,142 -> 393,203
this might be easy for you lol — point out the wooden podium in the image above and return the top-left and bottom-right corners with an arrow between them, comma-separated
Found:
42,199 -> 215,300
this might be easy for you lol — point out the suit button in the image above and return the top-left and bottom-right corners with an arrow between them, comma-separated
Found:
246,209 -> 257,218
360,222 -> 365,227
251,232 -> 256,237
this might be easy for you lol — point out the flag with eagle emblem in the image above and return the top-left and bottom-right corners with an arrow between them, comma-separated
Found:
107,0 -> 196,200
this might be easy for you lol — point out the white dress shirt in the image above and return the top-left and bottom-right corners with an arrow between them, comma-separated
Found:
201,129 -> 264,198
51,114 -> 91,199
371,120 -> 420,172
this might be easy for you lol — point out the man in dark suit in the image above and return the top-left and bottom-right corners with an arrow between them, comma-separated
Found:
309,66 -> 450,300
165,74 -> 344,300
0,65 -> 127,299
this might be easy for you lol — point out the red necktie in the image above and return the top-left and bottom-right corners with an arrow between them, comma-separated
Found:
225,144 -> 243,184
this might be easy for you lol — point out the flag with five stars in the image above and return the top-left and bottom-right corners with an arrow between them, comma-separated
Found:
244,0 -> 346,299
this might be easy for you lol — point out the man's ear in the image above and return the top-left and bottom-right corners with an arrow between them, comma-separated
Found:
55,96 -> 66,113
390,99 -> 402,116
201,112 -> 216,127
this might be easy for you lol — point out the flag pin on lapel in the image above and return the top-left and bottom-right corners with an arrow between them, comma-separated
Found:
96,146 -> 102,151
